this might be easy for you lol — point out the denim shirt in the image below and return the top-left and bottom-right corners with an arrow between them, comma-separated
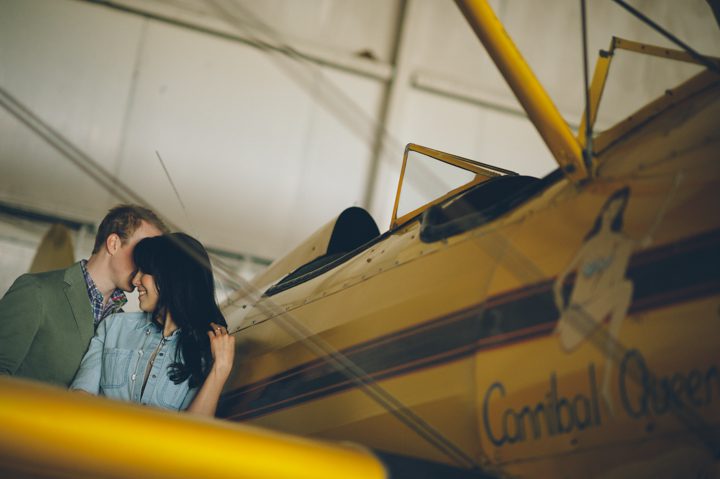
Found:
71,312 -> 197,411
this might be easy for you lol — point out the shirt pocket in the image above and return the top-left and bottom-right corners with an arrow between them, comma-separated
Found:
101,348 -> 133,389
156,376 -> 190,410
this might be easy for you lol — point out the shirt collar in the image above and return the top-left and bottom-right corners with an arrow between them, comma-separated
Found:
136,312 -> 181,339
80,259 -> 127,323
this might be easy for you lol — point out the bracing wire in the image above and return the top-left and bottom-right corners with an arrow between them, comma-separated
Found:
0,84 -> 484,471
156,151 -> 189,219
611,0 -> 720,74
3,0 -> 718,469
580,0 -> 594,175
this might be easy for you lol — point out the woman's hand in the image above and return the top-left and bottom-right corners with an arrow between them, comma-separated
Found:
187,323 -> 236,417
208,322 -> 235,379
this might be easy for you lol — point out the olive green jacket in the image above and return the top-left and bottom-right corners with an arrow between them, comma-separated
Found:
0,262 -> 94,386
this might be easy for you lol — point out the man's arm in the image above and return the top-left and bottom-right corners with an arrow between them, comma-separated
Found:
0,275 -> 44,375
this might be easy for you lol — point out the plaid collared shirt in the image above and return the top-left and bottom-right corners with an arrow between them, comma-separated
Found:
80,259 -> 127,327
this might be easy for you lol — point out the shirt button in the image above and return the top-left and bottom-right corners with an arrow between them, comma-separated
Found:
146,330 -> 151,335
138,351 -> 143,356
131,374 -> 136,381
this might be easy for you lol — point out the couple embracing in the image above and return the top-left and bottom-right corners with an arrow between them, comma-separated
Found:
0,205 -> 234,416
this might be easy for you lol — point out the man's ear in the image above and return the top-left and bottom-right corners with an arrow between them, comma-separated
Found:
106,233 -> 121,256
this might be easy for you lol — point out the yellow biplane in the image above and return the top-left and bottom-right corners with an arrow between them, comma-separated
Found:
1,0 -> 719,478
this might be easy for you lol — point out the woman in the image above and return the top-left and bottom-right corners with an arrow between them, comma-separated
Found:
553,176 -> 679,413
553,187 -> 634,353
71,232 -> 235,416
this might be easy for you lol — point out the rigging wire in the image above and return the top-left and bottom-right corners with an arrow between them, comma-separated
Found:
203,0 -> 477,218
2,0 -> 717,468
0,83 -> 483,471
610,0 -> 720,74
580,0 -> 594,176
205,0 -> 408,210
0,0 -> 484,467
156,150 -> 189,219
162,0 -> 714,461
155,150 -> 198,237
229,286 -> 486,471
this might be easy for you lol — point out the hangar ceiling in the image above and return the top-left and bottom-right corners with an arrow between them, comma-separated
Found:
0,0 -> 718,286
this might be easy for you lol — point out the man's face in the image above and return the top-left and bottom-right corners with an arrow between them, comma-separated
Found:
110,221 -> 163,292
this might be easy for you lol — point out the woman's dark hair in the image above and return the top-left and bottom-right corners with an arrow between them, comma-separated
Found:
585,186 -> 631,240
133,232 -> 226,388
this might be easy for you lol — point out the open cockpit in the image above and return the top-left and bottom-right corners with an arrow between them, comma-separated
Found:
266,144 -> 562,294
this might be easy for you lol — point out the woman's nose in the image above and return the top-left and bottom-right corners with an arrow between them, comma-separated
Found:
131,270 -> 141,285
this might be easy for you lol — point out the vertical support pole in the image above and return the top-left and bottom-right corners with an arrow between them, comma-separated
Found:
578,49 -> 613,148
362,0 -> 409,214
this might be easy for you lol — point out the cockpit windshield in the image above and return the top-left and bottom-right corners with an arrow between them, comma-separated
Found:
390,144 -> 517,228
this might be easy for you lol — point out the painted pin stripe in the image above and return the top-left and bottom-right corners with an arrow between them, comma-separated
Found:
219,228 -> 720,420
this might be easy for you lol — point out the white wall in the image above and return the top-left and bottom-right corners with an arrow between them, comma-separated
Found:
0,0 -> 391,260
1,0 -> 718,261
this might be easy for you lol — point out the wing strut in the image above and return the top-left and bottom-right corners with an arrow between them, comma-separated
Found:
455,0 -> 586,181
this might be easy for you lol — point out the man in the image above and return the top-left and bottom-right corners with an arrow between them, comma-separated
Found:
0,204 -> 168,386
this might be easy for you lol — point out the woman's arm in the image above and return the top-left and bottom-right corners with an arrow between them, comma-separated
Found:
186,323 -> 235,417
554,246 -> 585,311
69,315 -> 111,393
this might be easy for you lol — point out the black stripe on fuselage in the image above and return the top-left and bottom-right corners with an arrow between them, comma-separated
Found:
219,229 -> 720,420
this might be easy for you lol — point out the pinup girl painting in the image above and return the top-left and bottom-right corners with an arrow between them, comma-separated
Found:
553,177 -> 680,412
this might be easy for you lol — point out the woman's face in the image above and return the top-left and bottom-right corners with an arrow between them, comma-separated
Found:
132,270 -> 159,312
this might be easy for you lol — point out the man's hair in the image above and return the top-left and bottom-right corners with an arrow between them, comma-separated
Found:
92,204 -> 169,254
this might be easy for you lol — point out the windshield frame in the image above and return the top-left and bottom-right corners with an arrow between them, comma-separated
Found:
390,143 -> 518,229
